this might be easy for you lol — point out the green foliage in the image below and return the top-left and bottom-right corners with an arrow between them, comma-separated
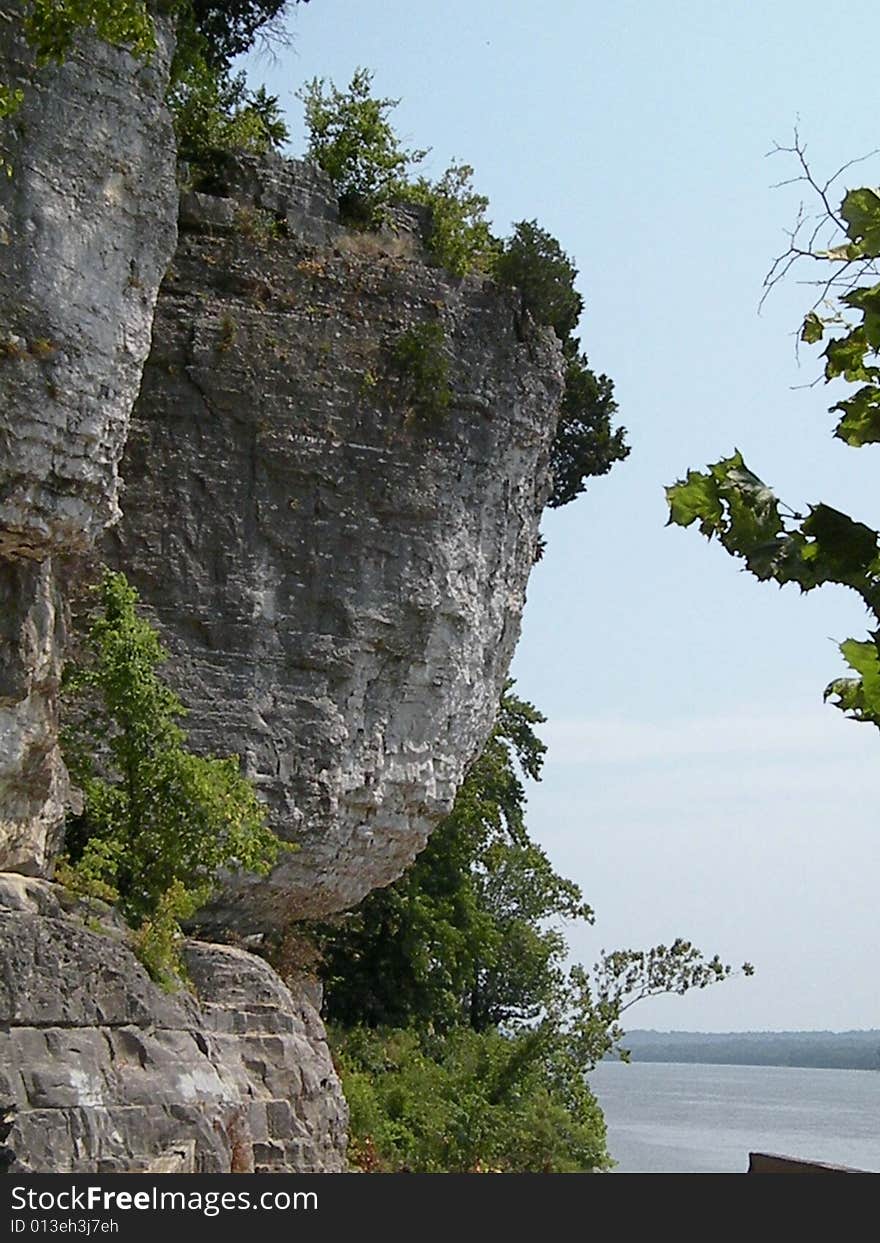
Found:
318,685 -> 569,1030
187,0 -> 300,69
0,3 -> 292,177
335,1025 -> 610,1173
552,350 -> 628,507
21,0 -> 156,65
320,684 -> 748,1170
170,64 -> 288,169
494,220 -> 584,340
494,220 -> 630,507
0,84 -> 23,117
298,68 -> 427,228
61,571 -> 284,982
234,202 -> 283,245
296,73 -> 627,504
132,880 -> 201,990
390,320 -> 451,422
1,0 -> 155,168
405,162 -> 499,276
667,164 -> 880,729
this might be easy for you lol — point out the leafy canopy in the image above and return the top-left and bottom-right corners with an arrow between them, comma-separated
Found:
60,571 -> 284,982
0,3 -> 297,173
317,684 -> 751,1171
667,144 -> 880,727
335,1024 -> 610,1174
494,221 -> 629,507
404,162 -> 499,277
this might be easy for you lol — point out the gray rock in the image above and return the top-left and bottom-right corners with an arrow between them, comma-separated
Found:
108,153 -> 564,925
0,6 -> 179,874
0,876 -> 347,1173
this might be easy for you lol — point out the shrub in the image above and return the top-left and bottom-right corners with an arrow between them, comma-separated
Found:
170,65 -> 288,170
61,570 -> 285,982
551,350 -> 628,508
493,219 -> 583,340
298,68 -> 427,228
334,1025 -> 610,1173
494,220 -> 629,505
404,163 -> 499,277
390,321 -> 451,422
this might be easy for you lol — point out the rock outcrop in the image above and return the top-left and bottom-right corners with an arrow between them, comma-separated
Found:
0,874 -> 346,1173
0,6 -> 178,873
0,11 -> 565,1174
108,153 -> 564,925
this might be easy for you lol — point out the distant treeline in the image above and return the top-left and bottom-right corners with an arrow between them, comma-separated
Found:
620,1030 -> 880,1071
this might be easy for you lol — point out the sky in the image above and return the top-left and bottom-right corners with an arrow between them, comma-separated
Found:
245,1 -> 880,1031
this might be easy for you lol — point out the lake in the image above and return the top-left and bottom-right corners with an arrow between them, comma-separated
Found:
588,1060 -> 880,1173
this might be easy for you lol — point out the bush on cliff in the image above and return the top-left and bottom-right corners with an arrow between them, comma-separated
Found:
298,70 -> 628,504
59,570 -> 284,985
494,221 -> 629,506
0,2 -> 296,172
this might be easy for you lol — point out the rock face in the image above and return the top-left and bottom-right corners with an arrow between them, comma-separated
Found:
0,13 -> 564,1174
109,153 -> 563,925
0,7 -> 179,873
0,874 -> 347,1173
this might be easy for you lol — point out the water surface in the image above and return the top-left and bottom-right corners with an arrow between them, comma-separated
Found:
589,1060 -> 880,1173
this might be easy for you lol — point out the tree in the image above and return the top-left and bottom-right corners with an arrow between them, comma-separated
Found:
188,0 -> 304,69
170,63 -> 289,167
334,1024 -> 610,1173
317,683 -> 751,1170
494,220 -> 584,340
667,141 -> 880,726
494,221 -> 630,507
298,68 -> 427,227
60,571 -> 284,980
404,162 -> 499,276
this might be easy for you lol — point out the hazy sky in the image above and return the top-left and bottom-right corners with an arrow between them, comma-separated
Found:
246,1 -> 879,1031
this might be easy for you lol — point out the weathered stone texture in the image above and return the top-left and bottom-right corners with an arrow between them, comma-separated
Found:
0,560 -> 66,873
0,875 -> 347,1173
0,8 -> 179,873
109,155 -> 564,924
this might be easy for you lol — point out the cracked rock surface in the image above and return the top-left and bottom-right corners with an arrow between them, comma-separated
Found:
0,6 -> 178,874
0,875 -> 346,1173
109,154 -> 564,925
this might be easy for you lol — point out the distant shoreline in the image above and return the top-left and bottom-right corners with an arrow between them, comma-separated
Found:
614,1029 -> 880,1073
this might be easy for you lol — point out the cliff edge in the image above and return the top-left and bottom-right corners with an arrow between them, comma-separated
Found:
108,153 -> 563,926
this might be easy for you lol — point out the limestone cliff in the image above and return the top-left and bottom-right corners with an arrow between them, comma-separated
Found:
0,4 -> 178,873
108,153 -> 563,925
0,874 -> 346,1172
0,13 -> 565,1175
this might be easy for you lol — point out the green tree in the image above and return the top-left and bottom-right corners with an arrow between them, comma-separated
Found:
170,63 -> 288,168
318,684 -> 750,1171
667,144 -> 880,726
60,571 -> 284,979
334,1024 -> 610,1173
494,220 -> 629,507
494,219 -> 584,339
188,0 -> 302,68
298,67 -> 427,227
